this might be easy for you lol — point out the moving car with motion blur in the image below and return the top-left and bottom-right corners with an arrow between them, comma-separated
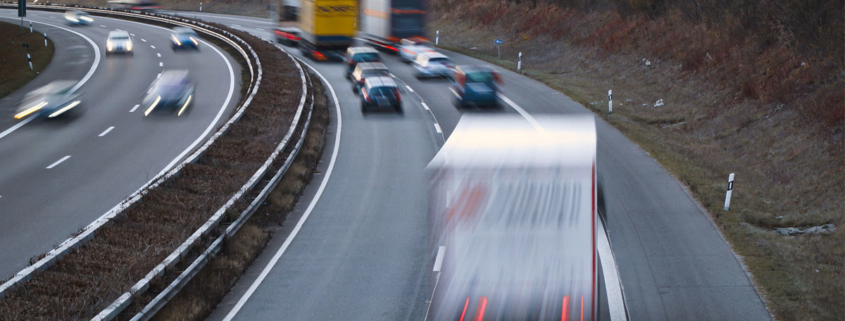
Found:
398,37 -> 434,63
413,51 -> 453,79
426,115 -> 599,321
345,47 -> 381,78
142,70 -> 195,117
350,62 -> 390,93
14,81 -> 82,120
359,76 -> 402,113
171,27 -> 200,51
106,30 -> 133,56
273,27 -> 301,46
449,65 -> 503,108
64,11 -> 93,26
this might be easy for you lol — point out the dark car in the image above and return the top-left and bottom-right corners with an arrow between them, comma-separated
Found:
142,70 -> 195,116
345,46 -> 381,78
14,81 -> 82,120
350,62 -> 390,93
273,28 -> 300,46
171,27 -> 200,51
449,65 -> 503,108
359,76 -> 402,113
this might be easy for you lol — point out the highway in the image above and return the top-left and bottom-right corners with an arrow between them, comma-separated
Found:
0,9 -> 241,281
154,11 -> 772,321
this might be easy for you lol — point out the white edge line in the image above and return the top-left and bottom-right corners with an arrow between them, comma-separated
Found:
130,104 -> 140,112
98,126 -> 115,137
421,102 -> 430,110
598,218 -> 627,321
221,54 -> 343,321
433,123 -> 442,134
405,85 -> 414,92
46,155 -> 71,169
499,94 -> 545,131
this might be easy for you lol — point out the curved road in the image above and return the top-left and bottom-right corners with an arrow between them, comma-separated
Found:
0,9 -> 242,281
154,11 -> 773,321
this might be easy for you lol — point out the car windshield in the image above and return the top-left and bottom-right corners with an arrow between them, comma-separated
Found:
368,87 -> 395,96
354,53 -> 379,62
465,71 -> 494,84
111,35 -> 129,40
429,57 -> 450,64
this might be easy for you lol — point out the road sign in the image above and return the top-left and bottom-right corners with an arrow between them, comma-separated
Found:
494,39 -> 503,44
18,0 -> 25,17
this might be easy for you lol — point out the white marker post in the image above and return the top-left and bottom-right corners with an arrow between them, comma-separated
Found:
29,21 -> 32,33
435,30 -> 439,46
724,173 -> 734,211
608,89 -> 613,114
43,32 -> 47,46
646,59 -> 651,85
27,53 -> 32,70
199,2 -> 202,12
517,52 -> 522,72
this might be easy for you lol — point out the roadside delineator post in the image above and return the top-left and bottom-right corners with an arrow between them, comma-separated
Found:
199,2 -> 202,12
724,173 -> 735,211
608,89 -> 613,114
43,32 -> 47,47
29,21 -> 33,33
517,52 -> 522,72
27,53 -> 32,70
435,30 -> 439,46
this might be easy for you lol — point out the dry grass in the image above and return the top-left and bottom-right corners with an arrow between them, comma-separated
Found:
429,1 -> 844,320
0,18 -> 305,320
0,21 -> 54,98
151,64 -> 329,321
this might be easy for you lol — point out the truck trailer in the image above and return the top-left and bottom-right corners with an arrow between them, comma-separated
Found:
292,0 -> 357,61
359,0 -> 427,52
426,114 -> 599,321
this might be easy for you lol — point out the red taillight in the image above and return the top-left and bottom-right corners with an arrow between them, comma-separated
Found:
562,296 -> 570,321
362,90 -> 370,102
394,88 -> 401,103
386,45 -> 398,51
459,297 -> 470,321
313,51 -> 326,61
473,296 -> 488,321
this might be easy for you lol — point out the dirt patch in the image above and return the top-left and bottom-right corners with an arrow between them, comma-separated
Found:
428,0 -> 843,319
0,21 -> 55,99
0,18 -> 303,321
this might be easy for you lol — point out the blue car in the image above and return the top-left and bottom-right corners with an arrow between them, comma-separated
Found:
142,70 -> 195,117
449,65 -> 503,108
64,11 -> 93,26
171,27 -> 200,51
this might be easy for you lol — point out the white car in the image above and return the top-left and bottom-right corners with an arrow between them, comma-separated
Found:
413,52 -> 454,79
106,30 -> 133,56
398,38 -> 434,63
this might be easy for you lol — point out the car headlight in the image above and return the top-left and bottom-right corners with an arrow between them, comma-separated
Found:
80,16 -> 93,22
126,41 -> 132,51
107,41 -> 113,51
14,101 -> 48,119
189,36 -> 198,46
66,16 -> 79,23
171,35 -> 181,46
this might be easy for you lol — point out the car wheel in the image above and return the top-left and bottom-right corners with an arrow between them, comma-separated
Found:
394,104 -> 403,114
360,103 -> 367,113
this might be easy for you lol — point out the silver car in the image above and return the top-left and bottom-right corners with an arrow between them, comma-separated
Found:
14,81 -> 82,120
106,30 -> 133,56
64,11 -> 93,26
413,52 -> 454,79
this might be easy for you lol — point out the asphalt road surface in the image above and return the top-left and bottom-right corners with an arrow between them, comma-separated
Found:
0,9 -> 242,281
159,11 -> 770,321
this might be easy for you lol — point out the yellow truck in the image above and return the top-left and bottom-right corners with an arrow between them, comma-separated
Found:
296,0 -> 357,61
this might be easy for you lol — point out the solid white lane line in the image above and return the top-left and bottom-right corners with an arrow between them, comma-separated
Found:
421,102 -> 430,110
159,62 -> 163,67
150,45 -> 156,49
141,38 -> 147,42
156,53 -> 161,57
46,156 -> 71,169
598,219 -> 628,321
98,126 -> 115,137
222,59 -> 342,321
433,246 -> 446,272
130,104 -> 140,113
0,19 -> 99,140
499,94 -> 545,131
390,73 -> 397,78
99,24 -> 106,27
405,85 -> 414,92
433,123 -> 442,133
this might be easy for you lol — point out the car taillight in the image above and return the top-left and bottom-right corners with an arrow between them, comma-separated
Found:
363,90 -> 370,102
313,51 -> 326,61
394,89 -> 401,103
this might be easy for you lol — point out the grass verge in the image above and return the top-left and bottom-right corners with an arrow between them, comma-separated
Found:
150,63 -> 329,321
0,21 -> 54,98
429,1 -> 843,319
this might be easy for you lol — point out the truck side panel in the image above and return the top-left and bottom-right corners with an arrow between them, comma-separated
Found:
360,0 -> 425,44
300,0 -> 357,47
